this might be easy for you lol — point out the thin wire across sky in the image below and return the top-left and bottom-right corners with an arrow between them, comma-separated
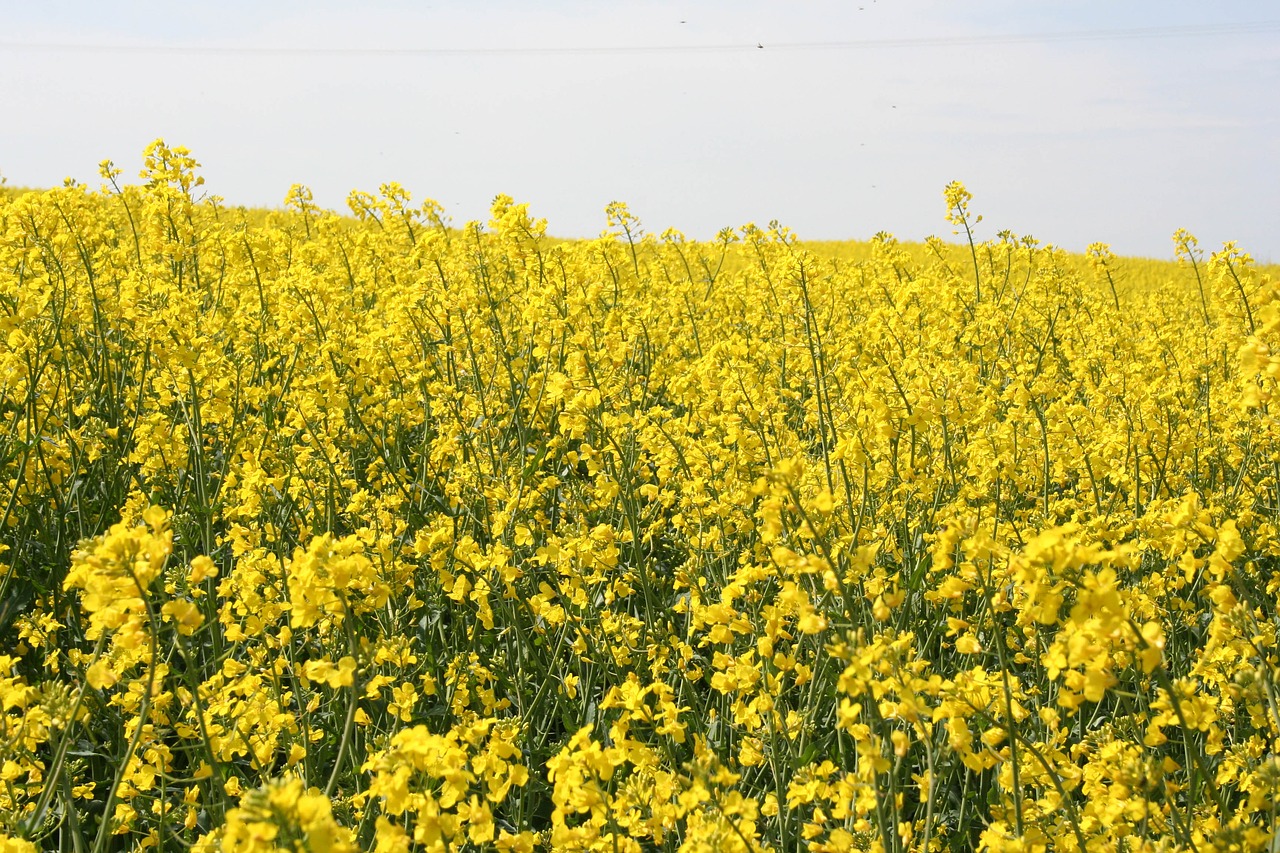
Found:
2,21 -> 1278,58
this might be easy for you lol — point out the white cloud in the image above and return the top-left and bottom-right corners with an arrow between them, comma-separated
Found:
1,0 -> 1276,259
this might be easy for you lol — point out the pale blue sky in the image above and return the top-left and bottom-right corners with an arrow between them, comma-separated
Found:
2,1 -> 1277,260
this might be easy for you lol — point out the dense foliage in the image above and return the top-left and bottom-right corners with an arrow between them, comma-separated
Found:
1,142 -> 1278,851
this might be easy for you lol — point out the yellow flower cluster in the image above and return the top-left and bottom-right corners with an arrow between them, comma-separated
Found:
200,777 -> 356,853
363,719 -> 532,852
1,143 -> 1279,850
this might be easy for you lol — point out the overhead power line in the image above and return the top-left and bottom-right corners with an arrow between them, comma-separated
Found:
1,21 -> 1277,58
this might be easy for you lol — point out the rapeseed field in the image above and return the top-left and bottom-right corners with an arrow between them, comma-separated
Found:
1,141 -> 1278,851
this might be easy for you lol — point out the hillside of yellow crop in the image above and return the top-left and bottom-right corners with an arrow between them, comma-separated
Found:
1,142 -> 1278,852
